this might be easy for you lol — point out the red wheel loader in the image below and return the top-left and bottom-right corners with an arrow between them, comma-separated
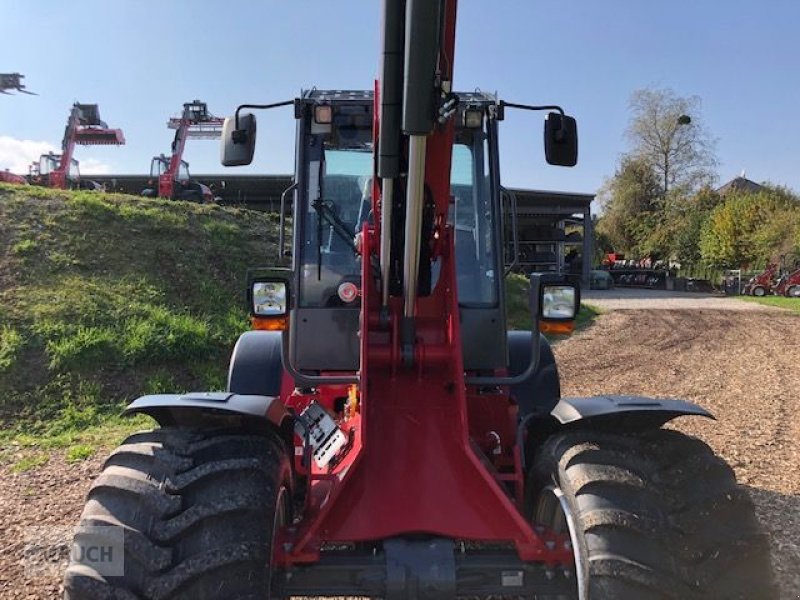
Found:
743,262 -> 779,296
29,102 -> 124,190
64,2 -> 776,598
141,100 -> 223,202
774,267 -> 800,297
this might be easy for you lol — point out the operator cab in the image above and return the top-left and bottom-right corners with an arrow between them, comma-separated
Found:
147,155 -> 190,181
38,152 -> 80,186
290,90 -> 506,372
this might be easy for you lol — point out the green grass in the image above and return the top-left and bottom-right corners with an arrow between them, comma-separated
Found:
10,454 -> 49,472
65,444 -> 95,463
505,273 -> 602,334
0,183 -> 279,453
739,296 -> 800,313
0,326 -> 23,372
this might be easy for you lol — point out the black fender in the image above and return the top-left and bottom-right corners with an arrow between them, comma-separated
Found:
124,391 -> 288,428
227,330 -> 284,396
508,331 -> 561,418
521,394 -> 713,471
124,331 -> 288,428
551,395 -> 713,429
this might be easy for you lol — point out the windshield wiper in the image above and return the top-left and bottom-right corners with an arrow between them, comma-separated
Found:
312,198 -> 358,253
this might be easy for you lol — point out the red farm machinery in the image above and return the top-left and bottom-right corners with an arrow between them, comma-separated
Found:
141,99 -> 223,202
743,262 -> 780,296
28,102 -> 124,190
63,2 -> 776,598
744,259 -> 800,297
774,266 -> 800,297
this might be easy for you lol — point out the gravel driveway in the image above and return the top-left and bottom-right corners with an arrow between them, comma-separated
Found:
583,287 -> 774,311
1,294 -> 797,598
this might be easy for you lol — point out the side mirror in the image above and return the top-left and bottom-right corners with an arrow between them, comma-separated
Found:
529,273 -> 580,335
544,112 -> 578,167
221,113 -> 257,166
247,268 -> 292,331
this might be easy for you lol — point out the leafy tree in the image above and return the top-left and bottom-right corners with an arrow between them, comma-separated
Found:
596,156 -> 661,254
666,187 -> 721,263
627,88 -> 718,197
700,186 -> 800,267
597,88 -> 720,260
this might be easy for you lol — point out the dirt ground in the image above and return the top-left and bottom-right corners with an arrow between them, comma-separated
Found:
1,295 -> 798,598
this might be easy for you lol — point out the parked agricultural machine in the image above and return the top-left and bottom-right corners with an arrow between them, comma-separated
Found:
64,1 -> 775,598
28,102 -> 124,190
743,260 -> 800,297
774,267 -> 800,297
743,262 -> 779,296
141,99 -> 223,202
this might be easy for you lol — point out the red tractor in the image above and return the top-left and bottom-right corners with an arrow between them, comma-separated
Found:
142,154 -> 216,203
141,99 -> 223,202
774,267 -> 800,297
63,2 -> 775,598
29,102 -> 124,190
743,262 -> 779,296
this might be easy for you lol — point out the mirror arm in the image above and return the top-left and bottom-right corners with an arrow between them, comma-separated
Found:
500,101 -> 567,140
233,100 -> 295,138
500,101 -> 565,117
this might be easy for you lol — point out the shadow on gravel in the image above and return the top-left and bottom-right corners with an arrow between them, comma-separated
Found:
745,485 -> 800,598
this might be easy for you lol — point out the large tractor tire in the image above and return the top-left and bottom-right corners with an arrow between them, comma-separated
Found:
527,429 -> 777,600
64,427 -> 291,599
786,284 -> 800,298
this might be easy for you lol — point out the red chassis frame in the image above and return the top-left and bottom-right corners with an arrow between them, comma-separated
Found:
272,0 -> 571,569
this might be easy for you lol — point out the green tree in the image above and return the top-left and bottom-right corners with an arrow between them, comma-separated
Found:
700,186 -> 800,267
596,156 -> 661,255
666,187 -> 721,263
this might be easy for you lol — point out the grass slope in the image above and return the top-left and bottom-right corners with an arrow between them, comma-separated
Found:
0,184 -> 281,465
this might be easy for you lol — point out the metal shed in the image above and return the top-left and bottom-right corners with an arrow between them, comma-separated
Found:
502,187 -> 595,284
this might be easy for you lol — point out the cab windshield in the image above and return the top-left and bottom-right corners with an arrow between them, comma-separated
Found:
298,122 -> 498,308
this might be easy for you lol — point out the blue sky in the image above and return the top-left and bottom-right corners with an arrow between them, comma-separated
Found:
2,0 -> 799,196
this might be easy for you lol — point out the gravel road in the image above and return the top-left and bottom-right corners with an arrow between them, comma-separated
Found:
583,287 -> 774,311
1,294 -> 797,598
